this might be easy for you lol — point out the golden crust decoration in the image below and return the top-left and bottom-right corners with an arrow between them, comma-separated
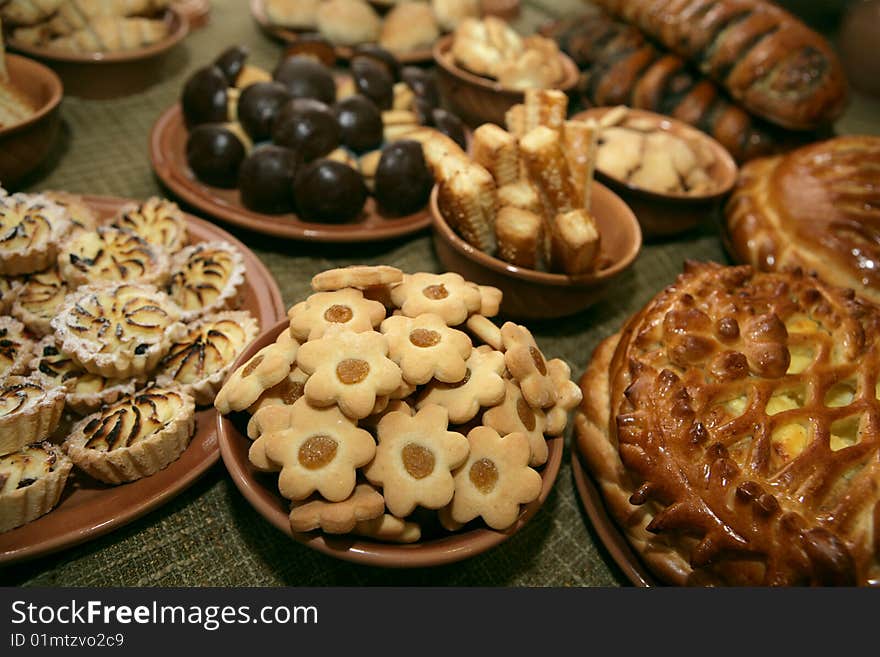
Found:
57,226 -> 170,287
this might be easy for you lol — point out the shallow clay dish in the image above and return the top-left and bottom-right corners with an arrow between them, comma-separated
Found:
0,195 -> 285,565
150,104 -> 434,242
572,107 -> 738,240
430,182 -> 642,320
7,7 -> 189,99
218,319 -> 563,568
432,33 -> 580,127
250,0 -> 433,64
0,54 -> 63,189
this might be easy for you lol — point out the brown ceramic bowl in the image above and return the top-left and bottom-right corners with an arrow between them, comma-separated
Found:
432,33 -> 579,127
572,107 -> 739,240
430,182 -> 642,320
171,0 -> 212,29
7,7 -> 189,99
217,318 -> 564,568
0,54 -> 63,189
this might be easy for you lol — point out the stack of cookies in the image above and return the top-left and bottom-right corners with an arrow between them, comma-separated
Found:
215,264 -> 581,542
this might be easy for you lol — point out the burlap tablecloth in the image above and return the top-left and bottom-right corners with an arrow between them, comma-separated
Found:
3,0 -> 878,587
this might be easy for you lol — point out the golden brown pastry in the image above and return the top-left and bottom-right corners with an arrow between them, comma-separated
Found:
0,441 -> 72,533
726,136 -> 880,306
379,2 -> 439,54
47,0 -> 168,36
315,0 -> 380,47
48,15 -> 168,52
431,0 -> 478,33
0,0 -> 63,26
576,261 -> 880,585
264,0 -> 319,30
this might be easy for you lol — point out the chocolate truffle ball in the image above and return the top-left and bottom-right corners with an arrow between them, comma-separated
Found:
238,81 -> 291,142
432,108 -> 468,150
181,65 -> 229,127
351,44 -> 401,82
401,66 -> 439,108
333,95 -> 383,153
373,140 -> 433,216
186,124 -> 247,188
273,55 -> 336,105
352,58 -> 394,110
238,145 -> 299,214
214,45 -> 249,86
271,98 -> 340,162
294,159 -> 367,223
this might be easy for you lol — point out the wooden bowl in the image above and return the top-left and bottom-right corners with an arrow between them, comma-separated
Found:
7,7 -> 189,99
0,54 -> 63,189
573,107 -> 739,240
217,319 -> 564,568
432,33 -> 579,127
430,181 -> 642,320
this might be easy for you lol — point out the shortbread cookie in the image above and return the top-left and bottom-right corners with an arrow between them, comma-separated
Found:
417,345 -> 506,423
51,282 -> 186,379
156,311 -> 259,406
214,328 -> 300,415
10,265 -> 72,336
264,397 -> 376,502
353,514 -> 421,543
111,196 -> 189,254
500,322 -> 554,408
166,242 -> 246,322
0,316 -> 34,381
248,366 -> 308,415
543,358 -> 582,436
472,284 -> 502,318
57,226 -> 169,287
64,386 -> 196,484
315,0 -> 381,47
381,313 -> 472,385
447,426 -> 542,530
465,314 -> 502,351
390,272 -> 482,326
310,265 -> 403,292
0,376 -> 66,456
483,379 -> 549,467
289,483 -> 385,533
288,288 -> 386,341
297,327 -> 402,420
0,441 -> 72,533
361,398 -> 413,430
246,403 -> 294,473
265,0 -> 321,30
364,404 -> 469,517
0,192 -> 71,276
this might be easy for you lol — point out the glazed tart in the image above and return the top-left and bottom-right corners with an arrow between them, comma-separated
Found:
30,337 -> 137,415
57,226 -> 170,288
111,197 -> 189,255
166,242 -> 246,321
0,376 -> 66,456
0,442 -> 73,533
43,191 -> 99,235
156,311 -> 259,406
51,282 -> 186,379
10,265 -> 73,336
64,386 -> 196,484
0,192 -> 71,276
0,316 -> 35,382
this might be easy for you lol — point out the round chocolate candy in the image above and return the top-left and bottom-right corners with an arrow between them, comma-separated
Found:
401,66 -> 439,108
271,98 -> 340,161
432,108 -> 468,150
186,124 -> 248,188
181,65 -> 229,127
238,145 -> 299,214
294,159 -> 367,223
413,97 -> 434,127
333,95 -> 383,153
352,58 -> 394,110
373,140 -> 433,216
273,55 -> 336,105
238,81 -> 291,142
351,44 -> 401,82
214,45 -> 249,86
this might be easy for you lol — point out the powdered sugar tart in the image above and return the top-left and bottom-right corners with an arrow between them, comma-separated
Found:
0,442 -> 73,533
0,316 -> 34,382
51,281 -> 186,379
0,376 -> 66,457
57,226 -> 170,288
166,242 -> 246,321
10,265 -> 72,336
64,386 -> 196,485
0,192 -> 71,276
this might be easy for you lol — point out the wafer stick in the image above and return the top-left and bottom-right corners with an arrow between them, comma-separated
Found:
495,206 -> 543,270
563,119 -> 600,210
519,125 -> 578,218
524,88 -> 568,135
472,123 -> 520,187
437,164 -> 497,252
549,209 -> 600,275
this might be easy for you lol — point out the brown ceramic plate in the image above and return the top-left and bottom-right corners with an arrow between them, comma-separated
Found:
150,104 -> 434,242
250,0 -> 434,64
0,195 -> 286,565
570,449 -> 658,587
218,318 -> 564,567
6,8 -> 189,99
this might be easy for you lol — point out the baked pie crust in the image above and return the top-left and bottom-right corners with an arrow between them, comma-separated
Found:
64,386 -> 196,484
43,191 -> 99,235
0,277 -> 19,314
10,265 -> 73,336
166,242 -> 246,322
0,192 -> 71,276
51,282 -> 186,379
0,316 -> 35,382
0,441 -> 73,533
111,197 -> 189,255
156,310 -> 259,406
0,376 -> 66,456
57,226 -> 170,287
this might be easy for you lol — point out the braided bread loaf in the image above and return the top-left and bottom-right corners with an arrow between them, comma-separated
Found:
591,0 -> 848,131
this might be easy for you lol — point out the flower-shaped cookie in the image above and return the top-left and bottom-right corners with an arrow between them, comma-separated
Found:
311,265 -> 404,292
111,196 -> 189,254
246,403 -> 295,472
297,327 -> 402,420
417,345 -> 506,423
544,358 -> 583,436
352,514 -> 421,543
381,313 -> 472,385
483,380 -> 549,467
466,314 -> 502,351
447,426 -> 542,530
166,242 -> 246,322
501,322 -> 555,409
364,404 -> 469,517
288,288 -> 386,341
58,226 -> 169,288
390,272 -> 482,326
0,192 -> 70,275
248,366 -> 309,415
264,397 -> 376,502
289,483 -> 386,533
471,283 -> 503,318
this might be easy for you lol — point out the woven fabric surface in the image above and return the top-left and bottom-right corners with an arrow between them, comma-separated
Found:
3,0 -> 877,587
